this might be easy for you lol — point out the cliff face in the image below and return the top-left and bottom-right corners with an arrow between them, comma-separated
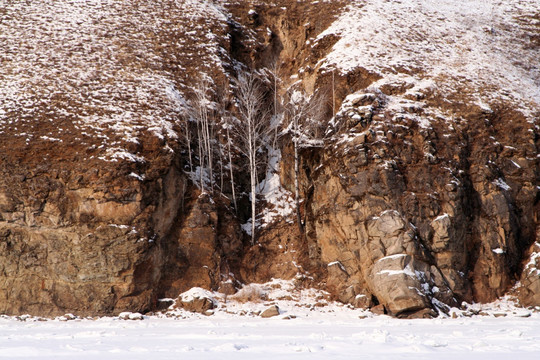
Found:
304,101 -> 537,316
0,0 -> 240,316
1,0 -> 539,317
277,0 -> 540,316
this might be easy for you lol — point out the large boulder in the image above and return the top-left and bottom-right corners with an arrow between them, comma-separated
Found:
260,305 -> 280,318
175,288 -> 217,314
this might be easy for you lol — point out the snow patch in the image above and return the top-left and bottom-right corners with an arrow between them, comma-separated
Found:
179,287 -> 216,304
525,242 -> 540,276
434,213 -> 450,222
377,264 -> 416,278
493,178 -> 511,191
376,254 -> 408,262
243,148 -> 295,234
327,261 -> 347,273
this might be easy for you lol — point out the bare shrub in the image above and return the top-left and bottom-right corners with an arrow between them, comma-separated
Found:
228,284 -> 268,303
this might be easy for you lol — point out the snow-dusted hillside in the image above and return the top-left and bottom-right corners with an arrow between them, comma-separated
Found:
0,0 -> 230,162
2,0 -> 538,157
313,0 -> 540,122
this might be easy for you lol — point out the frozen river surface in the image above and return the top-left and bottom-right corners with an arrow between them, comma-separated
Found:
1,310 -> 540,360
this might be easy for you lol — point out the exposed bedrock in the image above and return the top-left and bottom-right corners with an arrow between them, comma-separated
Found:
1,0 -> 539,317
299,97 -> 539,316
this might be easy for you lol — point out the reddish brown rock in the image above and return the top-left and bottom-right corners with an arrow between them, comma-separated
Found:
517,241 -> 540,307
175,288 -> 217,314
0,0 -> 538,318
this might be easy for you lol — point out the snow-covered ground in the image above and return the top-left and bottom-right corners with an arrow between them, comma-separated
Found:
1,310 -> 540,359
2,279 -> 539,359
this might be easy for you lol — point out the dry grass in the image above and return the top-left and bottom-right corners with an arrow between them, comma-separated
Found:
0,0 -> 232,164
228,284 -> 268,303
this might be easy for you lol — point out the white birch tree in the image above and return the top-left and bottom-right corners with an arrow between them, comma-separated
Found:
224,122 -> 238,212
283,88 -> 326,233
186,77 -> 217,193
230,71 -> 273,244
266,61 -> 282,150
180,109 -> 194,173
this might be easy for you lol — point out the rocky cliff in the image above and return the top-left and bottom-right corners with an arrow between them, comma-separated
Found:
0,0 -> 539,317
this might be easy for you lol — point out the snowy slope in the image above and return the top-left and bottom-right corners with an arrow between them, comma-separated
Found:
313,0 -> 540,119
0,0 -> 230,161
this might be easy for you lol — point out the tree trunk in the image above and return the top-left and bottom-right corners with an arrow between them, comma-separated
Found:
197,120 -> 204,192
293,127 -> 303,234
250,149 -> 256,245
185,119 -> 193,173
226,127 -> 237,212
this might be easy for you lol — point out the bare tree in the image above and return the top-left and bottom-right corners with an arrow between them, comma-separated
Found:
180,110 -> 194,173
187,77 -> 217,193
230,71 -> 273,244
224,122 -> 238,212
218,139 -> 224,193
332,69 -> 336,117
282,88 -> 326,233
166,85 -> 194,173
266,61 -> 282,149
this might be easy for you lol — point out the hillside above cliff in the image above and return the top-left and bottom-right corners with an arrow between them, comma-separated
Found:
0,0 -> 539,318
